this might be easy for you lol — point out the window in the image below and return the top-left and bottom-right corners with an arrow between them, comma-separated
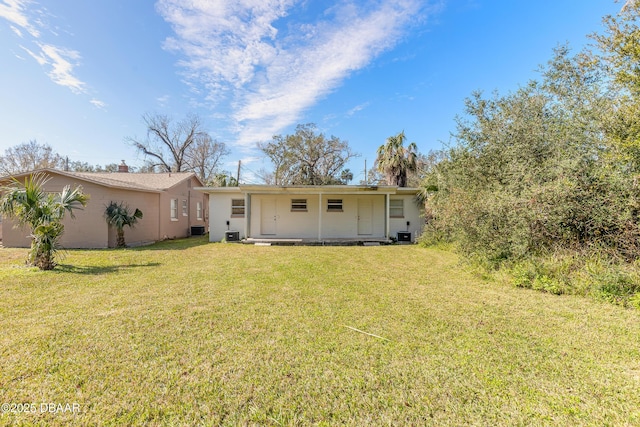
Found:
291,199 -> 307,212
327,199 -> 343,212
196,202 -> 203,220
182,200 -> 188,216
231,199 -> 245,217
170,199 -> 178,220
390,199 -> 404,218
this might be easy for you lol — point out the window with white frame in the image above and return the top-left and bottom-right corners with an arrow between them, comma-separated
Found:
291,199 -> 307,212
390,199 -> 404,218
327,199 -> 343,212
170,199 -> 178,220
182,199 -> 188,216
231,199 -> 245,217
196,202 -> 203,220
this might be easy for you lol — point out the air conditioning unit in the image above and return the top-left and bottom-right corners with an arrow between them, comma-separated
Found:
191,225 -> 206,236
225,231 -> 240,242
397,231 -> 412,242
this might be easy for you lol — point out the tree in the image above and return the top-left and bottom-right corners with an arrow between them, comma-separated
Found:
375,131 -> 418,187
340,169 -> 354,184
419,43 -> 640,263
0,140 -> 64,175
210,173 -> 238,187
183,134 -> 230,184
592,1 -> 640,95
104,201 -> 143,248
590,3 -> 640,171
258,123 -> 358,185
127,113 -> 228,182
0,172 -> 88,270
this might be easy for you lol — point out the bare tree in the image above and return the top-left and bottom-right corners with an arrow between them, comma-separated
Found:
127,113 -> 204,173
0,140 -> 64,175
127,113 -> 228,182
183,134 -> 229,184
255,167 -> 276,185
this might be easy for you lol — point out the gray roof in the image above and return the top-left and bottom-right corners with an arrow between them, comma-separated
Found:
71,171 -> 199,191
2,169 -> 201,193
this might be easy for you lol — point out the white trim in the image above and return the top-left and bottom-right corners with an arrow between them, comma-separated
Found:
318,193 -> 322,240
385,194 -> 390,239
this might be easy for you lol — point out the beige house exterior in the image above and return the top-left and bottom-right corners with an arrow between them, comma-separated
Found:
197,185 -> 423,243
1,168 -> 207,248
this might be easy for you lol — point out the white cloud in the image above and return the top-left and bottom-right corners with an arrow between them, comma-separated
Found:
22,43 -> 86,93
0,0 -> 40,37
346,102 -> 370,117
90,98 -> 106,109
10,24 -> 22,37
157,0 -> 423,148
156,94 -> 170,107
3,1 -> 94,97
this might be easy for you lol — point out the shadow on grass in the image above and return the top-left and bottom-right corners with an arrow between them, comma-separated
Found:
128,235 -> 211,251
55,262 -> 162,275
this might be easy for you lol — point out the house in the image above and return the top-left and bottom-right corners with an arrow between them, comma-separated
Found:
0,166 -> 207,248
196,185 -> 423,243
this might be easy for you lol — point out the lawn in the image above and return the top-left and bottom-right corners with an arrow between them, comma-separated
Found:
1,237 -> 639,426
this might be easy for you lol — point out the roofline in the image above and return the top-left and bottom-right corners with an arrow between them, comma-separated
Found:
73,170 -> 204,190
195,184 -> 420,195
0,168 -> 161,193
1,168 -> 205,193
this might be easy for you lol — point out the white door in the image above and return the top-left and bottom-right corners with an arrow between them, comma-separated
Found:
261,199 -> 277,235
357,198 -> 373,235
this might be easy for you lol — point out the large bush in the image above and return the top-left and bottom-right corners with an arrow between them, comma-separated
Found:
422,45 -> 640,266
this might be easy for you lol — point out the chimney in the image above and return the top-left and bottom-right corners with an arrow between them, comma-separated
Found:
118,160 -> 129,173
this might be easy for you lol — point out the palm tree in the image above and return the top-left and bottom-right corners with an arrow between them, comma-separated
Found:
375,131 -> 418,187
0,172 -> 88,270
340,169 -> 354,184
104,201 -> 143,248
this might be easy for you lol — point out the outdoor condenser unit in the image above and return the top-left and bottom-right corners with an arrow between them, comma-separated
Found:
397,231 -> 412,242
225,231 -> 240,242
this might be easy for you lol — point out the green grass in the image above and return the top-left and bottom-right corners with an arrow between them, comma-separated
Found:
1,237 -> 639,426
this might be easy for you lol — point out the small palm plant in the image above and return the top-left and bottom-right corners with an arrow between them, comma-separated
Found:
0,172 -> 88,270
104,201 -> 143,248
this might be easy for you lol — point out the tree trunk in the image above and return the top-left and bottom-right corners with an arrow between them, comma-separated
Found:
116,229 -> 126,248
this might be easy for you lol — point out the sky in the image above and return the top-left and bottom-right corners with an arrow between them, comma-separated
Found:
0,0 -> 624,184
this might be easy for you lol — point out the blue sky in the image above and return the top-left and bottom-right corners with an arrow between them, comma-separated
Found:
0,0 -> 622,183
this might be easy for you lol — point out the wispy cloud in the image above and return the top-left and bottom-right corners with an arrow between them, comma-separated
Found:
1,0 -> 97,100
157,0 -> 424,148
156,94 -> 171,107
22,43 -> 86,93
90,98 -> 107,109
10,24 -> 23,37
0,0 -> 40,37
346,102 -> 370,117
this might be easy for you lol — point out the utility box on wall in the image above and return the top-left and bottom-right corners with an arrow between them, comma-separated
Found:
225,231 -> 240,242
397,231 -> 412,243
